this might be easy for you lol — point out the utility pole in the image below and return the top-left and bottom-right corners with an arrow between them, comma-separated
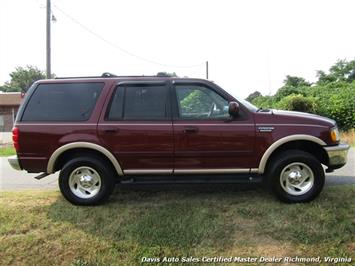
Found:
206,61 -> 209,79
46,0 -> 51,78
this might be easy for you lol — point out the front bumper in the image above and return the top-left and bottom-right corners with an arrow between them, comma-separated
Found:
8,155 -> 22,171
324,143 -> 350,169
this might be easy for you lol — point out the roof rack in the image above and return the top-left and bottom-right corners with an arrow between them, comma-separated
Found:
54,72 -> 172,79
55,72 -> 117,79
101,72 -> 117,77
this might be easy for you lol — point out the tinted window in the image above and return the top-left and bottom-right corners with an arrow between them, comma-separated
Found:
175,85 -> 229,119
107,87 -> 124,120
108,85 -> 169,120
22,83 -> 104,121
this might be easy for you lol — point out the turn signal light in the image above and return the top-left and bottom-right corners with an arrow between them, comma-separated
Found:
330,127 -> 340,143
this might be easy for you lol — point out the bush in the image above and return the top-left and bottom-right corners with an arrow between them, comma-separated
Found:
250,81 -> 354,130
276,94 -> 318,113
310,82 -> 355,130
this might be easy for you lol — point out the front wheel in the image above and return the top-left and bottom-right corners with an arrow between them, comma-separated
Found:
59,156 -> 115,205
266,150 -> 325,203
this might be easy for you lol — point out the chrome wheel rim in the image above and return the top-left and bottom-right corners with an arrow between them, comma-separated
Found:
69,166 -> 101,199
280,162 -> 314,196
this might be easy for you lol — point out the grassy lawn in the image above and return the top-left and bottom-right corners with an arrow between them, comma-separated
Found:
0,145 -> 16,157
0,185 -> 354,266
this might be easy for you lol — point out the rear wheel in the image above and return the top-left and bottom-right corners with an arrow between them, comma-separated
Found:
266,150 -> 325,203
59,156 -> 115,205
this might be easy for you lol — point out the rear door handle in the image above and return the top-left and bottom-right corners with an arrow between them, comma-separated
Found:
104,128 -> 119,134
183,127 -> 199,134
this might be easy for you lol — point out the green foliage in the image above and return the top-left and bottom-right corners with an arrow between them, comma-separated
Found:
245,91 -> 262,102
249,59 -> 355,130
283,75 -> 311,87
156,72 -> 178,77
0,146 -> 16,157
180,90 -> 212,114
251,95 -> 276,109
2,65 -> 46,92
274,85 -> 309,100
276,94 -> 318,113
317,59 -> 355,84
310,82 -> 355,130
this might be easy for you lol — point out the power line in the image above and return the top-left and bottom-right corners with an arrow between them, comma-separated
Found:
52,4 -> 205,69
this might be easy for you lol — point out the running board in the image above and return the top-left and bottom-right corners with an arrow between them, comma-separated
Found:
119,174 -> 263,185
34,173 -> 49,180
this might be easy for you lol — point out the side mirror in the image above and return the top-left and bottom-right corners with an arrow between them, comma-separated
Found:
228,101 -> 240,117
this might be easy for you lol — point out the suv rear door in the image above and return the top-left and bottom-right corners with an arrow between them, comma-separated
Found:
98,81 -> 174,174
172,81 -> 256,173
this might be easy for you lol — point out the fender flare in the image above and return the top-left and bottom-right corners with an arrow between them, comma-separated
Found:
47,142 -> 123,176
258,134 -> 326,174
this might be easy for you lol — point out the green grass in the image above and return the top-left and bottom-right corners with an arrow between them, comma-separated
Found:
0,146 -> 16,156
0,185 -> 354,266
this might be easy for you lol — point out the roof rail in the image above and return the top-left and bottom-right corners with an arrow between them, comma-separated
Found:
54,72 -> 178,79
101,72 -> 117,77
55,72 -> 117,79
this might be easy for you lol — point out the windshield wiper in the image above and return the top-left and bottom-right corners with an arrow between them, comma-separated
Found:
257,107 -> 270,112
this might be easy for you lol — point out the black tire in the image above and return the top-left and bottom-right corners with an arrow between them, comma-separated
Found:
58,156 -> 115,205
266,150 -> 325,203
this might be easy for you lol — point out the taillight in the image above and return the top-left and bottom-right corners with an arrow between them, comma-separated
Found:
12,127 -> 19,152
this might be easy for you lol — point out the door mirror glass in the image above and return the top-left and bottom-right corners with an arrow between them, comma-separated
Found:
228,101 -> 240,117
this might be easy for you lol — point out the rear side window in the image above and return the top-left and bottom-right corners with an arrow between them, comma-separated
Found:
22,83 -> 104,121
107,85 -> 169,120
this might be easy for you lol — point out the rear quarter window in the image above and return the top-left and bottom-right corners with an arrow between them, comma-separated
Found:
21,82 -> 104,121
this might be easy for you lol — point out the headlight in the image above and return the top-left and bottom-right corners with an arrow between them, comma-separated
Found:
330,127 -> 340,142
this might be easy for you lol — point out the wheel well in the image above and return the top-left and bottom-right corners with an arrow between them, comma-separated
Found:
53,148 -> 119,177
264,140 -> 329,173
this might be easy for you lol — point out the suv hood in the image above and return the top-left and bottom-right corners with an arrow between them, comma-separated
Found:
271,109 -> 336,126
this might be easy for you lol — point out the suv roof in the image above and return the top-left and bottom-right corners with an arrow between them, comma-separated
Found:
37,73 -> 209,84
54,72 -> 178,80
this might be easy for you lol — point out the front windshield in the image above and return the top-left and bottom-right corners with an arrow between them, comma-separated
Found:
235,97 -> 259,112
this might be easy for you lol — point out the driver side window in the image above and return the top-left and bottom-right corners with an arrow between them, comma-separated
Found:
175,85 -> 229,119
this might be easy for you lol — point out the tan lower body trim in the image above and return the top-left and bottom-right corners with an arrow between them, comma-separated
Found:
174,169 -> 251,174
124,169 -> 173,175
123,168 -> 255,175
250,168 -> 259,173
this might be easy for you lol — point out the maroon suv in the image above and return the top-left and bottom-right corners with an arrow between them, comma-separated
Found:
8,75 -> 350,205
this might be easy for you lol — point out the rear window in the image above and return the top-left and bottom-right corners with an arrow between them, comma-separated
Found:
22,82 -> 104,121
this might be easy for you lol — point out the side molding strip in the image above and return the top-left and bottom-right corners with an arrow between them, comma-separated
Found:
257,134 -> 327,174
47,142 -> 124,176
124,169 -> 173,175
174,169 -> 251,174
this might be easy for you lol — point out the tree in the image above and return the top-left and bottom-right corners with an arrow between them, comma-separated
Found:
3,65 -> 47,92
276,94 -> 317,113
156,72 -> 178,77
245,91 -> 262,102
283,75 -> 311,87
316,59 -> 355,84
273,75 -> 311,101
180,90 -> 212,114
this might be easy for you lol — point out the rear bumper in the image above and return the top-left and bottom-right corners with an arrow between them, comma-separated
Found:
324,143 -> 350,169
8,155 -> 22,171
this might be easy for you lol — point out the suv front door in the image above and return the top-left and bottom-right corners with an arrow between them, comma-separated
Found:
98,81 -> 173,174
172,81 -> 256,173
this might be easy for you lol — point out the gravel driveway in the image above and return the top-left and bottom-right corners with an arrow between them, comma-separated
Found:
1,148 -> 354,190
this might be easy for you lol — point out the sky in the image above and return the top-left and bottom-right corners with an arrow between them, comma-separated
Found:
0,0 -> 355,98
